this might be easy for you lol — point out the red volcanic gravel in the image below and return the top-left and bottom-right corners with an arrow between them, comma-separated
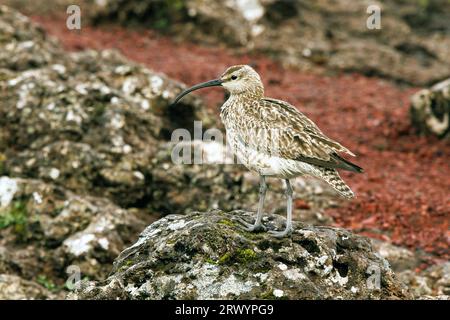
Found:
32,16 -> 449,263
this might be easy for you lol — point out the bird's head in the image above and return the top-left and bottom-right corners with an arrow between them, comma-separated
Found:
172,65 -> 264,105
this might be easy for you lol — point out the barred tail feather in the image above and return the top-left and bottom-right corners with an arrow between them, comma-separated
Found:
319,168 -> 355,199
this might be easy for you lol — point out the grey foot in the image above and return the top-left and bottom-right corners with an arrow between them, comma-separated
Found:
268,226 -> 293,238
237,217 -> 266,232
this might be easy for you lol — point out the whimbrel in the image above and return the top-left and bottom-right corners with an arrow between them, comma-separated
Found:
173,65 -> 363,237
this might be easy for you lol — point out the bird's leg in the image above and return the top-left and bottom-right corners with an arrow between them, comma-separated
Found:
269,179 -> 294,238
238,175 -> 267,232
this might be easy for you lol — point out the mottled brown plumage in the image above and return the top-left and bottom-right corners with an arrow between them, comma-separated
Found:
222,96 -> 361,173
173,65 -> 363,237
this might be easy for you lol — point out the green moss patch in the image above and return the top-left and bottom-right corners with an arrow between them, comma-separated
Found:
218,252 -> 232,265
236,248 -> 257,263
217,248 -> 258,265
0,200 -> 28,238
218,219 -> 236,227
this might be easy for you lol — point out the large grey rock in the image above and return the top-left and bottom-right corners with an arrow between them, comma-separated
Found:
0,177 -> 148,299
0,4 -> 216,209
70,210 -> 411,300
410,78 -> 450,138
0,48 -> 216,207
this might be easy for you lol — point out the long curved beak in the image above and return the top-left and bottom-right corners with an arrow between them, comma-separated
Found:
172,79 -> 223,104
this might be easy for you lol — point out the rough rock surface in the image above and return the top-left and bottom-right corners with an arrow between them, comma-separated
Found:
370,240 -> 420,273
0,5 -> 63,70
0,46 -> 215,208
398,262 -> 450,299
70,210 -> 410,300
88,0 -> 450,85
0,177 -> 147,295
0,5 -> 214,298
410,78 -> 450,138
0,274 -> 60,299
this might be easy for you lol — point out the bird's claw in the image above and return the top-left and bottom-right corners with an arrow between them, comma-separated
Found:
268,226 -> 293,238
236,217 -> 266,232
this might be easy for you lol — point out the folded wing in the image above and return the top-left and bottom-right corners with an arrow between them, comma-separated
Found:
236,98 -> 363,173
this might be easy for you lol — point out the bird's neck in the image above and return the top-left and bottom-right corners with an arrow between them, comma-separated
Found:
227,86 -> 264,103
221,90 -> 264,119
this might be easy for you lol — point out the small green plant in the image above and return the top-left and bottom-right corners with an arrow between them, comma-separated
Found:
0,200 -> 28,235
37,275 -> 57,291
118,260 -> 134,272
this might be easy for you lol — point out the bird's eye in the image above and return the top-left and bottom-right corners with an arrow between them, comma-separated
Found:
231,75 -> 238,80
